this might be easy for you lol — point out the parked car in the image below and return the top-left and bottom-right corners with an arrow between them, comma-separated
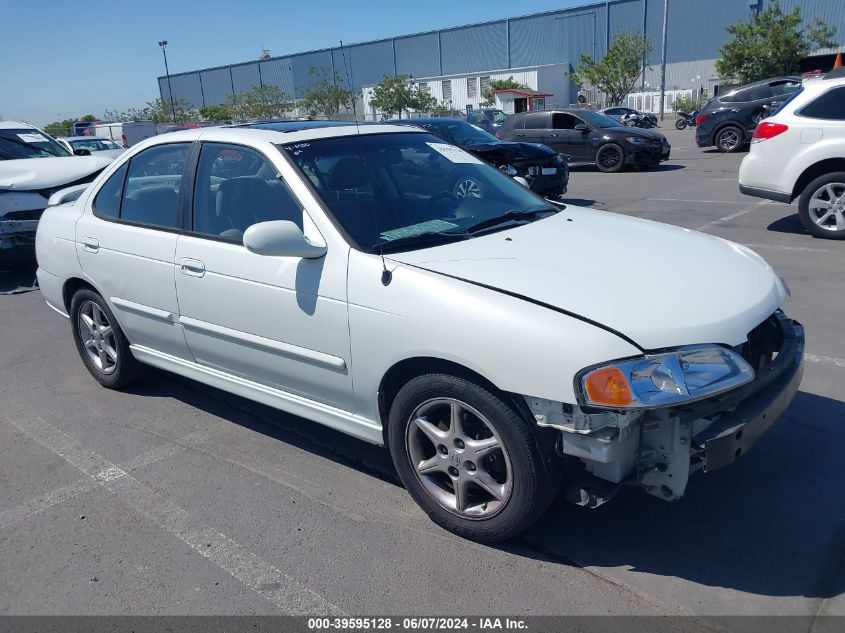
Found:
739,68 -> 845,239
91,121 -> 158,147
599,107 -> 657,128
500,109 -> 670,172
0,121 -> 112,251
467,108 -> 508,136
391,117 -> 568,198
36,122 -> 802,542
58,136 -> 127,159
696,76 -> 803,152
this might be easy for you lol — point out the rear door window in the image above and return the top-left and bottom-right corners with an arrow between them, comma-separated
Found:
121,143 -> 189,228
523,113 -> 549,129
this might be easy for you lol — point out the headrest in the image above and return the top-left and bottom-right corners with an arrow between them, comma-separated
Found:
327,157 -> 369,190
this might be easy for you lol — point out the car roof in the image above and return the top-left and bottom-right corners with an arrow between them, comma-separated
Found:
385,117 -> 467,125
60,136 -> 119,141
0,121 -> 38,130
127,122 -> 418,147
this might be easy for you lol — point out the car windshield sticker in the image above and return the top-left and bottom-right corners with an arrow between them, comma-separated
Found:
17,133 -> 49,144
379,219 -> 458,241
426,142 -> 483,164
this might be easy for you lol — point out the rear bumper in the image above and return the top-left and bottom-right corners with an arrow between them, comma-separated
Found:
693,314 -> 804,471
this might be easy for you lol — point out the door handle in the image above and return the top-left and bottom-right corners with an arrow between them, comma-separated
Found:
179,258 -> 205,277
549,133 -> 558,137
516,133 -> 525,137
82,237 -> 99,253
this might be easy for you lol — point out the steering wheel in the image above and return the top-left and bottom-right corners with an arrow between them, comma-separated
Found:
413,191 -> 458,223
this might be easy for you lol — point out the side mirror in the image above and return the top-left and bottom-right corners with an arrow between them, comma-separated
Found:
243,220 -> 327,259
73,148 -> 92,156
574,124 -> 589,132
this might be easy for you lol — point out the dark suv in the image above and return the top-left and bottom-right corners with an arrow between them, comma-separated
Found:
500,109 -> 670,173
696,76 -> 802,152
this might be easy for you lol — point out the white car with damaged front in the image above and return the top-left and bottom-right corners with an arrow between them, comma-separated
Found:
35,121 -> 804,541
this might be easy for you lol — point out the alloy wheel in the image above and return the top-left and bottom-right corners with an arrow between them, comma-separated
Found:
405,398 -> 512,519
718,129 -> 740,151
77,300 -> 118,375
598,145 -> 622,170
808,182 -> 845,232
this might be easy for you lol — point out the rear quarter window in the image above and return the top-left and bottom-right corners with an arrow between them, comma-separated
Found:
798,86 -> 845,120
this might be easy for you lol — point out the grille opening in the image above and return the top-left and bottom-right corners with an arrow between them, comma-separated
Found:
738,313 -> 784,370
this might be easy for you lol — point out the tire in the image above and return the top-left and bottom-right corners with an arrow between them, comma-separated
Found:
798,172 -> 845,240
675,119 -> 687,130
715,125 -> 744,153
595,143 -> 625,173
452,173 -> 485,199
387,373 -> 560,542
70,288 -> 142,388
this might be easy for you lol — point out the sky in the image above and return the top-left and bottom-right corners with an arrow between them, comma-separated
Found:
2,0 -> 585,126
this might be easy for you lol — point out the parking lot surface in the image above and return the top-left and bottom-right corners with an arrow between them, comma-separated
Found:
1,127 -> 843,623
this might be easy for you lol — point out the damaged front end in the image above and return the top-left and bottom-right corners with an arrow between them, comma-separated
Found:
526,312 -> 804,506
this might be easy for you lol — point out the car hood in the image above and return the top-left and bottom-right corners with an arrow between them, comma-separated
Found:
464,141 -> 556,159
389,207 -> 786,350
607,126 -> 667,142
0,155 -> 112,191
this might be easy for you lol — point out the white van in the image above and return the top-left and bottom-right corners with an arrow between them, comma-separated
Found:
91,121 -> 157,147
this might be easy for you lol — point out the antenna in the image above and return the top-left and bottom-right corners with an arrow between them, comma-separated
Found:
340,39 -> 391,285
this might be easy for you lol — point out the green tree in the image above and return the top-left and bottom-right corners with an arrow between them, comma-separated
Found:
370,74 -> 436,119
481,77 -> 529,106
300,66 -> 355,116
225,85 -> 292,121
673,95 -> 698,114
43,118 -> 77,137
569,33 -> 653,106
199,103 -> 234,122
104,98 -> 196,123
716,1 -> 837,84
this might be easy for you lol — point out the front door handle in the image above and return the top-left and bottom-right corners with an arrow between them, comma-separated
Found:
82,237 -> 99,253
549,133 -> 558,137
179,258 -> 205,277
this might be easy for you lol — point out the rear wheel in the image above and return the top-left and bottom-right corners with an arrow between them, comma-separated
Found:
715,125 -> 744,152
595,143 -> 625,173
675,118 -> 688,130
70,288 -> 142,388
388,373 -> 560,542
798,172 -> 845,239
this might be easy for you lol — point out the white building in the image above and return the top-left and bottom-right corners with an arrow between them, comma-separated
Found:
362,63 -> 572,120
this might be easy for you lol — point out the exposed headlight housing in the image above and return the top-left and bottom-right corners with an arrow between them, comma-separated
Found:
626,136 -> 648,145
578,346 -> 755,409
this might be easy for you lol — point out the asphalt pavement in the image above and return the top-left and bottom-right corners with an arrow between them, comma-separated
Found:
0,127 -> 843,626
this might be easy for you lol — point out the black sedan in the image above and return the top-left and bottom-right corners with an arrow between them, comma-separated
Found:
389,117 -> 569,198
499,109 -> 670,173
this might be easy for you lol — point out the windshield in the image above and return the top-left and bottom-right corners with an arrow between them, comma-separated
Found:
69,138 -> 122,151
281,132 -> 551,252
422,121 -> 500,146
0,128 -> 71,159
577,110 -> 622,129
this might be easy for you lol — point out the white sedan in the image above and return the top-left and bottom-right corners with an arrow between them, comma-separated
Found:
36,122 -> 803,541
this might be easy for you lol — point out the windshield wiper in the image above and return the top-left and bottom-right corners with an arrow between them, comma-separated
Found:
463,207 -> 557,235
375,231 -> 469,254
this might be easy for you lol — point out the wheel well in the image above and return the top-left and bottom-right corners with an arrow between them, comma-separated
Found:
377,357 -> 532,443
62,277 -> 97,313
714,121 -> 745,140
791,158 -> 845,201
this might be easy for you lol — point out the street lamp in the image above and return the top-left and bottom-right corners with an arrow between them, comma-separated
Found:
158,40 -> 177,122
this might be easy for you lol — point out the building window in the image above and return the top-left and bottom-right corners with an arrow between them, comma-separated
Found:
467,77 -> 477,99
442,80 -> 452,103
480,76 -> 491,98
419,82 -> 429,93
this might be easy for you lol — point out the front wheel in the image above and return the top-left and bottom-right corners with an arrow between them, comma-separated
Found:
388,374 -> 560,542
595,143 -> 625,173
798,172 -> 845,239
70,288 -> 142,388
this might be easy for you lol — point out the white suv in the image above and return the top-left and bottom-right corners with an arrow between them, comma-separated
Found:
36,122 -> 802,541
739,68 -> 845,239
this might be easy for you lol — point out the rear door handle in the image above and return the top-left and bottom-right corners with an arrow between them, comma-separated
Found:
82,237 -> 99,253
179,258 -> 205,277
549,133 -> 558,137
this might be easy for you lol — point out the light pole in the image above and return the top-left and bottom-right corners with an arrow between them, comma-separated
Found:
658,0 -> 669,121
158,40 -> 177,122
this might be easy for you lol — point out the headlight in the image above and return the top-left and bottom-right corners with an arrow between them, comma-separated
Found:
578,346 -> 755,409
626,136 -> 647,145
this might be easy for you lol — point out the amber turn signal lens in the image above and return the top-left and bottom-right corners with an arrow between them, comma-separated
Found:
584,367 -> 633,406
